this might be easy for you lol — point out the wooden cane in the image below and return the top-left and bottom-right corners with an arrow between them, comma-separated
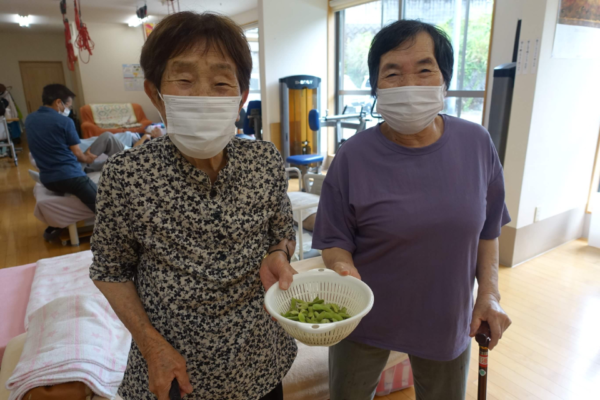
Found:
475,322 -> 491,400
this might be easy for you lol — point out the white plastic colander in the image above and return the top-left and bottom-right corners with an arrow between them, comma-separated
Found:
264,268 -> 374,347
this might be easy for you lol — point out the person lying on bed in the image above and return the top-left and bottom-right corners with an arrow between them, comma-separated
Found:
90,12 -> 297,400
78,131 -> 155,173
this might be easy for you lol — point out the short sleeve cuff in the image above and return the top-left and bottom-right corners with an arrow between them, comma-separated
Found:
311,239 -> 356,255
89,261 -> 135,283
269,228 -> 297,247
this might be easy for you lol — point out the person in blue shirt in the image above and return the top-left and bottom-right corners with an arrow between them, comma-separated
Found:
27,84 -> 155,241
27,84 -> 99,205
26,84 -> 100,241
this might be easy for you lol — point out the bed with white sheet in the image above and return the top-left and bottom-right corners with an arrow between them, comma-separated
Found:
0,253 -> 413,400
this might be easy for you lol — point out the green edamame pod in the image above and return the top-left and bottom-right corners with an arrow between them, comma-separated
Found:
317,312 -> 333,322
282,296 -> 349,323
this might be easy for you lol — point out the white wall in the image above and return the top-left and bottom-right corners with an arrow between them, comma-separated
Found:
76,22 -> 160,122
501,0 -> 547,229
258,0 -> 328,143
0,31 -> 76,118
483,0 -> 524,129
230,8 -> 259,26
515,0 -> 600,228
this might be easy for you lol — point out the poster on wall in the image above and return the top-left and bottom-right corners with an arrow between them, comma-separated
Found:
122,64 -> 145,91
553,0 -> 600,59
143,22 -> 155,40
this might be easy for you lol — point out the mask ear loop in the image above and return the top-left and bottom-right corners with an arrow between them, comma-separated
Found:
371,96 -> 382,120
155,90 -> 167,128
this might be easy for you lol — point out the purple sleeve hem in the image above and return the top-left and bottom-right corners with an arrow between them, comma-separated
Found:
311,240 -> 355,255
479,212 -> 511,240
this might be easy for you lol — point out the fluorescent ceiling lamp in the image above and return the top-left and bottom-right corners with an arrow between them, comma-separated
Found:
127,16 -> 148,27
18,15 -> 31,27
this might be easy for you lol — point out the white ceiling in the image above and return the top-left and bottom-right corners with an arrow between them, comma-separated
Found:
0,0 -> 258,33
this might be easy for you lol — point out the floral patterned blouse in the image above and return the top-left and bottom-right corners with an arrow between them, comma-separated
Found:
90,136 -> 298,399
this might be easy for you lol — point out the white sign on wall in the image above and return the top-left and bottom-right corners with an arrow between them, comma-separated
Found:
553,23 -> 600,59
552,1 -> 600,59
523,40 -> 531,74
531,38 -> 540,73
122,64 -> 145,91
516,40 -> 524,74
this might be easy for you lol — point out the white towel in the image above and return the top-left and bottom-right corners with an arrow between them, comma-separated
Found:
25,251 -> 97,330
6,295 -> 131,400
288,192 -> 319,223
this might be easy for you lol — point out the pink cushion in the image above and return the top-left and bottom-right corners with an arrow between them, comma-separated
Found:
376,358 -> 414,396
0,263 -> 36,364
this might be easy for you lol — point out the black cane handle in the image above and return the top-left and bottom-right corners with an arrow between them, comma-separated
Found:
169,379 -> 181,400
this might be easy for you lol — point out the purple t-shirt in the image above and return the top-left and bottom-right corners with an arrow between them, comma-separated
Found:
312,115 -> 510,361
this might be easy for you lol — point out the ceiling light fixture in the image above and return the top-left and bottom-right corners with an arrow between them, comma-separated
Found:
127,16 -> 148,27
18,15 -> 31,27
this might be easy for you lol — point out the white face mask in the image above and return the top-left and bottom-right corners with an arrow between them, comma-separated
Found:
159,93 -> 241,159
61,101 -> 70,116
376,85 -> 445,135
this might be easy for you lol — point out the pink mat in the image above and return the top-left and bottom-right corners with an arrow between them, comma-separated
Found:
0,263 -> 36,363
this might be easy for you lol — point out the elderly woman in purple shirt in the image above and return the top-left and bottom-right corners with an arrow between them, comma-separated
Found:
312,20 -> 512,400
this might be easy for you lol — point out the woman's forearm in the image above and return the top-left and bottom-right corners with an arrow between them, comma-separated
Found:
475,238 -> 501,301
322,248 -> 361,279
94,280 -> 166,357
323,247 -> 355,270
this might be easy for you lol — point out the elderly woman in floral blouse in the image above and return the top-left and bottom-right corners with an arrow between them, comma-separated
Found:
90,12 -> 297,400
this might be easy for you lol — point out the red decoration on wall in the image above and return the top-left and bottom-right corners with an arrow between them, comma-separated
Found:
74,0 -> 94,64
60,0 -> 77,71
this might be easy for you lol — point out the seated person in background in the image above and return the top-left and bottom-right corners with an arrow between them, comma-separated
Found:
27,84 -> 143,241
27,84 -> 97,213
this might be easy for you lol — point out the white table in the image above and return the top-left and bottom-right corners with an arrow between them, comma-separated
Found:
289,192 -> 320,260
